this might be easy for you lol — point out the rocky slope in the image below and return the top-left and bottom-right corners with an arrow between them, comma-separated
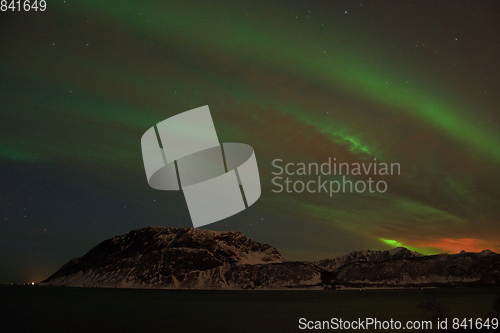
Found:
324,250 -> 500,289
42,227 -> 500,289
42,227 -> 322,289
314,247 -> 423,272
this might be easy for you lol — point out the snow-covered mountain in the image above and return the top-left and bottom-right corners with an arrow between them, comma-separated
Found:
325,250 -> 500,289
42,227 -> 322,289
42,227 -> 500,289
314,247 -> 423,272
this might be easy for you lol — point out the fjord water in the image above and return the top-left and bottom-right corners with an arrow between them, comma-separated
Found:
1,286 -> 498,332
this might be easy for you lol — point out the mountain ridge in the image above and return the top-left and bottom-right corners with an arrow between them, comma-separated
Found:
42,227 -> 500,290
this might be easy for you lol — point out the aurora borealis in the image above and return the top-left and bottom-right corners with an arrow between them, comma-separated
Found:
1,0 -> 500,283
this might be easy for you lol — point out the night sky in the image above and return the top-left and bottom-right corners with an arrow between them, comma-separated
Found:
1,0 -> 500,283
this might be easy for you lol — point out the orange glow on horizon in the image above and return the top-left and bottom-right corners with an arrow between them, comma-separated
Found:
414,238 -> 497,254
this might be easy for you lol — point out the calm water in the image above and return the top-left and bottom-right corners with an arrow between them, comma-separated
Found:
1,286 -> 498,332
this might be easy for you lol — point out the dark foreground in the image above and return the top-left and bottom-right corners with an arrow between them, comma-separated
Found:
1,286 -> 499,333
